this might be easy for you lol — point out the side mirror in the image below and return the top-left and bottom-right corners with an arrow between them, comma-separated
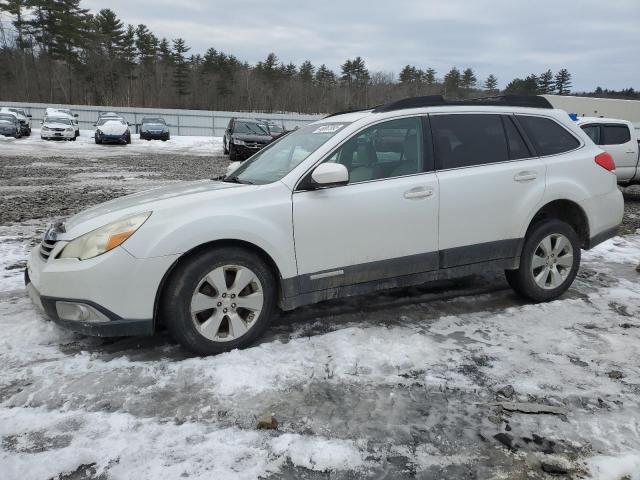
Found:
40,121 -> 43,125
226,161 -> 241,176
310,163 -> 349,187
127,122 -> 131,126
74,114 -> 79,117
92,123 -> 96,127
27,114 -> 32,118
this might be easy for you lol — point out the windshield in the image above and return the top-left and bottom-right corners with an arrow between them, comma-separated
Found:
47,117 -> 71,125
235,121 -> 269,135
227,122 -> 349,185
9,109 -> 25,116
97,118 -> 124,126
268,124 -> 285,133
142,118 -> 165,124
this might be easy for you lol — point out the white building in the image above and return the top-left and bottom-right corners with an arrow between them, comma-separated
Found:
544,95 -> 640,131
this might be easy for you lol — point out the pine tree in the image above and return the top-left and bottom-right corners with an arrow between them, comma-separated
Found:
443,67 -> 461,95
172,37 -> 190,98
315,64 -> 336,88
554,69 -> 572,95
399,65 -> 417,84
423,68 -> 436,85
0,0 -> 28,47
460,68 -> 477,90
298,60 -> 315,83
484,74 -> 498,93
538,69 -> 554,94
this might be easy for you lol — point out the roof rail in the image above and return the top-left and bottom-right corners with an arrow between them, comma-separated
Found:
371,94 -> 553,113
323,107 -> 375,119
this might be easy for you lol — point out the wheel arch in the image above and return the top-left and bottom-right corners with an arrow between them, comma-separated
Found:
524,199 -> 590,249
152,238 -> 284,328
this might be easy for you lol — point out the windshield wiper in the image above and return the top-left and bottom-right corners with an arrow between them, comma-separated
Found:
223,176 -> 254,185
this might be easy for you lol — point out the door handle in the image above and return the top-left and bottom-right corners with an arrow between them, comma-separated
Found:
404,186 -> 434,199
514,171 -> 537,182
626,150 -> 636,154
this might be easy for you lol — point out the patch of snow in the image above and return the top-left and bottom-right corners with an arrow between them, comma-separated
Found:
0,129 -> 223,158
588,452 -> 640,480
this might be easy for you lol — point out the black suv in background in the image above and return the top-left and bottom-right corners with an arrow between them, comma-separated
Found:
223,118 -> 273,160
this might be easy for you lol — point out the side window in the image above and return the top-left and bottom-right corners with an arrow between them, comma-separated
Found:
517,116 -> 580,156
602,125 -> 631,145
431,114 -> 507,169
324,117 -> 424,183
581,125 -> 602,145
503,116 -> 531,160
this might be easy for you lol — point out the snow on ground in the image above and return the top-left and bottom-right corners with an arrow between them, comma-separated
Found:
0,230 -> 639,478
0,129 -> 222,157
1,142 -> 640,478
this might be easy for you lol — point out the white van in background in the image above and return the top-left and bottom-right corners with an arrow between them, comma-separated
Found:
577,117 -> 640,186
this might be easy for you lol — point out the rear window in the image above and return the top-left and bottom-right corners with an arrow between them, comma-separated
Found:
503,116 -> 531,160
431,114 -> 508,169
581,125 -> 601,144
517,116 -> 580,156
602,125 -> 631,145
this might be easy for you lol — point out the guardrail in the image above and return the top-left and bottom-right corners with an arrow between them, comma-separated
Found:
0,101 -> 324,137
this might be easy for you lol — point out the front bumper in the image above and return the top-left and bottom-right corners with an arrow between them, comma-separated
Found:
97,133 -> 129,143
26,244 -> 179,337
42,130 -> 75,140
141,131 -> 168,139
0,130 -> 17,136
233,143 -> 268,159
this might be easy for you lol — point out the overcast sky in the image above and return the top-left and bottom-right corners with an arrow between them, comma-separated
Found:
83,0 -> 639,91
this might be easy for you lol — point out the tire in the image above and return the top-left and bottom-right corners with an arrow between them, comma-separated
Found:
75,130 -> 79,138
25,128 -> 31,137
95,137 -> 102,145
229,143 -> 238,161
223,138 -> 229,155
126,134 -> 131,144
71,137 -> 76,142
505,219 -> 581,302
161,247 -> 277,355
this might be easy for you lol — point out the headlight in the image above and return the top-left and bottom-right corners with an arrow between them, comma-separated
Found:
42,126 -> 50,131
66,128 -> 74,132
59,212 -> 151,260
233,138 -> 245,145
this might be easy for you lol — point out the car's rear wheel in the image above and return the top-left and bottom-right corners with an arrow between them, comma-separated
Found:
223,138 -> 229,155
506,219 -> 580,302
161,247 -> 277,355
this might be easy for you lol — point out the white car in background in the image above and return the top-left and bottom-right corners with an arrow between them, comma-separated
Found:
46,108 -> 80,137
40,116 -> 77,141
25,95 -> 623,355
0,106 -> 32,136
577,117 -> 640,186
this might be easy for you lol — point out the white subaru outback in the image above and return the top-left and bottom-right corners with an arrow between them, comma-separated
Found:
26,95 -> 623,355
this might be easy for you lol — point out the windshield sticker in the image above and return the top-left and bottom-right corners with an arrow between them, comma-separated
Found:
313,124 -> 344,134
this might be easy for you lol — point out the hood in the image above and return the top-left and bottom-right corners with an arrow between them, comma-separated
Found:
60,180 -> 245,239
98,122 -> 128,135
233,133 -> 272,143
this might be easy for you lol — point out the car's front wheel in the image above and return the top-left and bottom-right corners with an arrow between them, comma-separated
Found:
506,219 -> 580,302
161,247 -> 277,355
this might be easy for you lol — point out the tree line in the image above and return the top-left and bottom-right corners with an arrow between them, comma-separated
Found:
0,1 -> 632,113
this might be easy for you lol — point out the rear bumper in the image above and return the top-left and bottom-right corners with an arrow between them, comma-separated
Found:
141,131 -> 168,139
582,188 -> 624,249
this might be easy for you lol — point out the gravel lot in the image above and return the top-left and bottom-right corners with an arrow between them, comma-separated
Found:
1,141 -> 639,479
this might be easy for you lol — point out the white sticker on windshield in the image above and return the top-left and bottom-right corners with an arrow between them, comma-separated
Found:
313,124 -> 344,134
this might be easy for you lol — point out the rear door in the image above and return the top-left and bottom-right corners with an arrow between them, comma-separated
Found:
433,113 -> 545,267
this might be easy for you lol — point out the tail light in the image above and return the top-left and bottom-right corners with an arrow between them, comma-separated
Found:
595,152 -> 615,172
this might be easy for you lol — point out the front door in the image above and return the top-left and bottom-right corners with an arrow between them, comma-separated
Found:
292,116 -> 439,293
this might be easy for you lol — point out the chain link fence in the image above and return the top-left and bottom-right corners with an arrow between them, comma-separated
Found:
0,101 -> 324,136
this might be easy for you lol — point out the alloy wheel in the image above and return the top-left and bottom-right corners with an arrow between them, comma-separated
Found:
530,233 -> 574,289
190,265 -> 264,342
